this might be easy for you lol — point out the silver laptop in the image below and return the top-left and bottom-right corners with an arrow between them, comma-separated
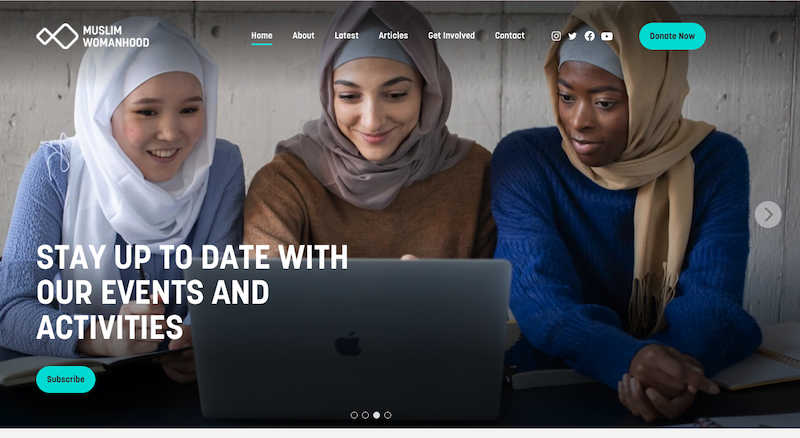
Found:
186,258 -> 511,421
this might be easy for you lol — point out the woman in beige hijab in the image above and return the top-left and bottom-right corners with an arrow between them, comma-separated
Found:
493,1 -> 761,422
245,1 -> 495,259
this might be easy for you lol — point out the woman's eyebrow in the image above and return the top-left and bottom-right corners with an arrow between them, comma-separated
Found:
557,79 -> 621,94
587,85 -> 623,93
131,96 -> 203,104
334,79 -> 359,87
381,77 -> 412,87
334,77 -> 413,88
131,97 -> 163,104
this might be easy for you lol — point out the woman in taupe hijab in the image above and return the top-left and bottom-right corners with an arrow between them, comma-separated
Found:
244,1 -> 495,258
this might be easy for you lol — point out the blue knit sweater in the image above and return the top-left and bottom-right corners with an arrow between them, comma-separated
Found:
492,127 -> 762,388
0,139 -> 244,357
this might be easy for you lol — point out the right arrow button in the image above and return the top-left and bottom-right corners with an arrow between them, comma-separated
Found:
756,201 -> 782,229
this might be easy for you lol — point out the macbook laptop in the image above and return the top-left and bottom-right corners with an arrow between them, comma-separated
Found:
186,258 -> 511,422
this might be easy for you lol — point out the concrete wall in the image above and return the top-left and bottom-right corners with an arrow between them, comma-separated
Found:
0,1 -> 797,324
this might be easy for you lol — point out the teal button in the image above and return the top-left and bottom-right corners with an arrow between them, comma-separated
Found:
36,366 -> 96,393
639,23 -> 706,50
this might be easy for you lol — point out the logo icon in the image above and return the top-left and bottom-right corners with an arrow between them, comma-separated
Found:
335,331 -> 362,356
601,32 -> 614,41
551,31 -> 561,42
37,23 -> 79,49
584,30 -> 595,41
568,32 -> 577,40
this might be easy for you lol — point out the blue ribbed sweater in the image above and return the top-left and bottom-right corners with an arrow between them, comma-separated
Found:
0,139 -> 244,357
492,127 -> 762,388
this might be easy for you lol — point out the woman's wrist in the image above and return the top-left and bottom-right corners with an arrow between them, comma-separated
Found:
76,331 -> 108,357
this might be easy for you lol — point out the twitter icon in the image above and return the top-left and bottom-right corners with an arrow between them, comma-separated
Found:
568,32 -> 577,40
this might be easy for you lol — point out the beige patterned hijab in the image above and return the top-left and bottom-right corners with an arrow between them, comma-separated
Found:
544,2 -> 716,337
277,1 -> 473,211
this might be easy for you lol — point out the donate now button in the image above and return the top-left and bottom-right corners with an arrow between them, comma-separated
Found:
36,366 -> 96,393
639,23 -> 706,50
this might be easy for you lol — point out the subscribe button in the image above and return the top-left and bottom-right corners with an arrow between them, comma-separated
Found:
36,366 -> 96,393
639,23 -> 706,50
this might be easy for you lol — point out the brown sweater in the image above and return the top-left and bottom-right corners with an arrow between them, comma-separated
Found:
244,143 -> 496,258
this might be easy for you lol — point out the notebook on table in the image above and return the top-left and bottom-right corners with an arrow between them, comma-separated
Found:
712,321 -> 800,390
0,346 -> 190,387
185,258 -> 511,421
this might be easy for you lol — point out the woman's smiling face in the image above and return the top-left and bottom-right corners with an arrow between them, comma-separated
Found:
332,57 -> 423,162
557,61 -> 629,167
111,71 -> 204,182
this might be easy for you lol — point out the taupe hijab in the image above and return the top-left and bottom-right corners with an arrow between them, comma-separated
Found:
277,1 -> 473,210
544,2 -> 716,337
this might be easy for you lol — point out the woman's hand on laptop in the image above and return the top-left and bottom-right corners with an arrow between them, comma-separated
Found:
153,324 -> 196,383
76,296 -> 165,357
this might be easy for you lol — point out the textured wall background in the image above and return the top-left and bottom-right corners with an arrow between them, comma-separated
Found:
0,1 -> 797,324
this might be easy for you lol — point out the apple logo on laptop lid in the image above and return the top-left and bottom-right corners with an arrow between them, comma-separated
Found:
335,331 -> 362,356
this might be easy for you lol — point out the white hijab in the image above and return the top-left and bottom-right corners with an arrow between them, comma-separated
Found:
62,17 -> 218,315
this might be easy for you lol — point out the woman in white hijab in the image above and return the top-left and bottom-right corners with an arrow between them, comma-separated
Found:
0,17 -> 244,383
